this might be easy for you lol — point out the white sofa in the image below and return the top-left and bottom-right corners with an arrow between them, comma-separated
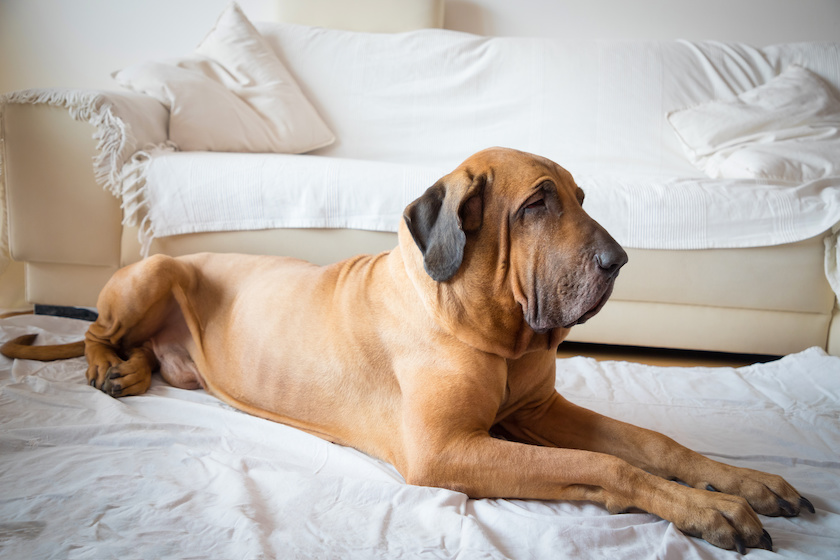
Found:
2,2 -> 840,357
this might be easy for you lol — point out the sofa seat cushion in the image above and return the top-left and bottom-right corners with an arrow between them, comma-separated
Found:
134,151 -> 840,254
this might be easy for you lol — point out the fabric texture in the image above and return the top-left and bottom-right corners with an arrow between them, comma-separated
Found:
0,314 -> 838,559
667,65 -> 840,181
112,3 -> 334,154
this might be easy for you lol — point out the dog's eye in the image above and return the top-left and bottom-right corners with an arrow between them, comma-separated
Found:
522,192 -> 546,213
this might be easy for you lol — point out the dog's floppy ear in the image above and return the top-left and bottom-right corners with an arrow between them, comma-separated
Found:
403,171 -> 485,282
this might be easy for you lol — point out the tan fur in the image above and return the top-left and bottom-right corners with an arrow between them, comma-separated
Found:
1,334 -> 85,361
0,148 -> 810,552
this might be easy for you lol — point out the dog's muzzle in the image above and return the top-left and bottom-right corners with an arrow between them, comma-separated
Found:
562,242 -> 628,329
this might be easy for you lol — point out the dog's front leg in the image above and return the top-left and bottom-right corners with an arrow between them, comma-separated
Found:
398,369 -> 771,553
403,425 -> 771,552
497,391 -> 813,547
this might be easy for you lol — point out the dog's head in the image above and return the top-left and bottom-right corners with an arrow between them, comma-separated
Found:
401,147 -> 627,356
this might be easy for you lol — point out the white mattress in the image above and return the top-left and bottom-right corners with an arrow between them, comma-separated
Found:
139,150 -> 840,252
1,314 -> 838,559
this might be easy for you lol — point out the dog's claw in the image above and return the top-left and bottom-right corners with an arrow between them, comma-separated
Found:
102,375 -> 121,397
759,529 -> 773,551
777,497 -> 796,516
734,535 -> 746,555
800,496 -> 815,514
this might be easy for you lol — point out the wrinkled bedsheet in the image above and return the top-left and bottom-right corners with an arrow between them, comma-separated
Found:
1,314 -> 838,559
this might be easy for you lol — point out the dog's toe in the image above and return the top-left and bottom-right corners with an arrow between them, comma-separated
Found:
777,497 -> 797,516
99,363 -> 152,398
102,367 -> 123,396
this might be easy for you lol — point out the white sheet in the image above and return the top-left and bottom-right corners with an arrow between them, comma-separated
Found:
1,314 -> 838,559
140,150 -> 840,251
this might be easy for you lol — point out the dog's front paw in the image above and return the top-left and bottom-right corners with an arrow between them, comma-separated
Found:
85,347 -> 153,398
702,466 -> 814,518
677,487 -> 773,553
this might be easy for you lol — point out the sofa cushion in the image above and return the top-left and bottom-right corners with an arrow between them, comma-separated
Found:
254,23 -> 840,178
667,65 -> 840,181
112,3 -> 334,154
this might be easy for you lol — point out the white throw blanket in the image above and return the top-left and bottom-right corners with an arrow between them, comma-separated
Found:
1,314 -> 838,559
141,150 -> 840,252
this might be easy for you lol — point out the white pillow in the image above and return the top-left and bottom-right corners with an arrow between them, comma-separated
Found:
112,2 -> 335,154
667,65 -> 840,181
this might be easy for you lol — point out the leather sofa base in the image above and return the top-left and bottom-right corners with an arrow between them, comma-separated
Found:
15,226 -> 834,356
566,299 -> 831,356
24,257 -> 835,356
25,262 -> 117,308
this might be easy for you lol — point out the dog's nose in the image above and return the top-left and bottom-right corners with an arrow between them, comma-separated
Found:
595,244 -> 628,278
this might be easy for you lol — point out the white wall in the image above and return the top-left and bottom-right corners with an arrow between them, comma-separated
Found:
0,0 -> 273,92
1,0 -> 838,92
446,0 -> 840,44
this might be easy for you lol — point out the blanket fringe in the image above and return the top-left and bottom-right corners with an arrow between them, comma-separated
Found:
118,143 -> 178,256
824,223 -> 840,305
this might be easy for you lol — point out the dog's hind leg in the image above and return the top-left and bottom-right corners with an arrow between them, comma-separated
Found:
84,255 -> 197,398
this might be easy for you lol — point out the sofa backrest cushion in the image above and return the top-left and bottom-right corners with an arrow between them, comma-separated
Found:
256,22 -> 840,177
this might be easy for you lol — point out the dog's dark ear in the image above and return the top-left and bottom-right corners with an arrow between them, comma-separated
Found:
403,172 -> 485,282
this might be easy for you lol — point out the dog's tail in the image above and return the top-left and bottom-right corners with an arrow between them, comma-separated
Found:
1,334 -> 85,361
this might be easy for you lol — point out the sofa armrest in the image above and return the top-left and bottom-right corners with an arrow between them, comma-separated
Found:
1,89 -> 168,268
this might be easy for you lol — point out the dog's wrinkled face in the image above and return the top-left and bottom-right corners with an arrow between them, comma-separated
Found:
403,147 -> 627,349
505,162 -> 626,332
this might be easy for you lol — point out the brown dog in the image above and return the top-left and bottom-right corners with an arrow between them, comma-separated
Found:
2,147 -> 811,552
